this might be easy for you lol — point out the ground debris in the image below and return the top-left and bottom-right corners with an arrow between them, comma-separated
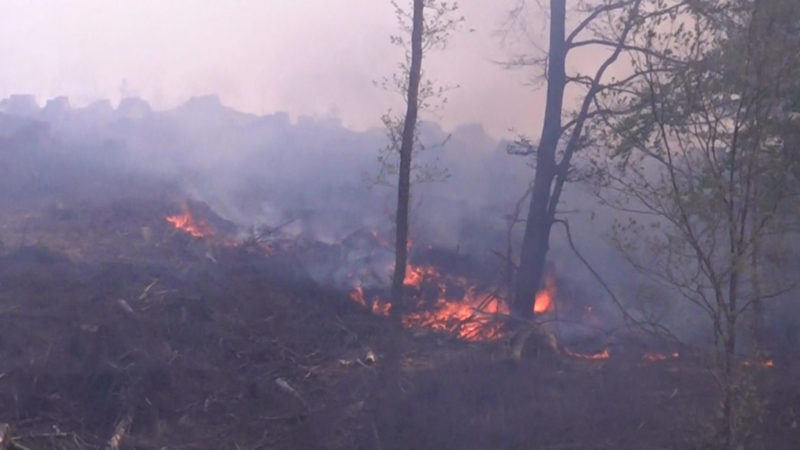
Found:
0,423 -> 10,450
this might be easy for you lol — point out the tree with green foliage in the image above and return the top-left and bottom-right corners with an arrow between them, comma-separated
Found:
586,0 -> 800,445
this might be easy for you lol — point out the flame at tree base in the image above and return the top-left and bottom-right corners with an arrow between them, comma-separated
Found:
533,275 -> 555,313
348,263 -> 557,342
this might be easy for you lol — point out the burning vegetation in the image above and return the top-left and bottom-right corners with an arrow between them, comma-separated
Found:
164,200 -> 237,239
340,244 -> 558,342
398,264 -> 555,341
165,210 -> 213,238
1,0 -> 797,445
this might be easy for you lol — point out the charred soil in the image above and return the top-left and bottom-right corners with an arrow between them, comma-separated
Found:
0,194 -> 797,449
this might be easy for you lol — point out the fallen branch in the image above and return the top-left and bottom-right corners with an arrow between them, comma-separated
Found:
106,409 -> 134,450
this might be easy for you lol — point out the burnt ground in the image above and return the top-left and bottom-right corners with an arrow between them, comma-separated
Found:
0,189 -> 798,449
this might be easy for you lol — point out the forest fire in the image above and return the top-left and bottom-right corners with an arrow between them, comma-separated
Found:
349,262 -> 558,341
166,209 -> 214,238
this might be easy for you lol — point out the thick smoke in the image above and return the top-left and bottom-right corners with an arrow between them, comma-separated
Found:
0,93 -> 745,343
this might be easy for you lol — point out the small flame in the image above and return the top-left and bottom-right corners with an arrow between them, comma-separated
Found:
349,284 -> 391,316
371,301 -> 392,316
166,209 -> 214,238
533,275 -> 556,314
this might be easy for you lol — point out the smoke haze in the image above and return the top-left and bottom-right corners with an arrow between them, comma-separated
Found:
0,0 -> 545,138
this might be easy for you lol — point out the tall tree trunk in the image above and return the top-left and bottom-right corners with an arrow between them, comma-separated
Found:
512,0 -> 567,320
390,0 -> 425,310
750,205 -> 764,352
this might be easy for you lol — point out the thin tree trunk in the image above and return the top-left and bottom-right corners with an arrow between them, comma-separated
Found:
721,260 -> 740,448
512,0 -> 566,320
373,4 -> 426,431
721,317 -> 738,449
390,0 -> 425,311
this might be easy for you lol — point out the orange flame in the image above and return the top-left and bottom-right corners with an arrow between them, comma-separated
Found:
349,284 -> 391,316
166,209 -> 214,238
403,264 -> 439,287
533,275 -> 556,313
402,289 -> 508,341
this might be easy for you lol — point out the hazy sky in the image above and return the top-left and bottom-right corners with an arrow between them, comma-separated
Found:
0,1 -> 548,138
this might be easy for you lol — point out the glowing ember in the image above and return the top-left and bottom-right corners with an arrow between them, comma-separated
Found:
743,358 -> 774,369
564,347 -> 611,360
166,209 -> 214,238
642,352 -> 680,362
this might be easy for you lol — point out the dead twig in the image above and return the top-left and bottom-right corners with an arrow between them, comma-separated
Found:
137,279 -> 159,301
371,417 -> 383,450
274,377 -> 308,410
116,299 -> 135,316
261,413 -> 307,422
11,429 -> 82,450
